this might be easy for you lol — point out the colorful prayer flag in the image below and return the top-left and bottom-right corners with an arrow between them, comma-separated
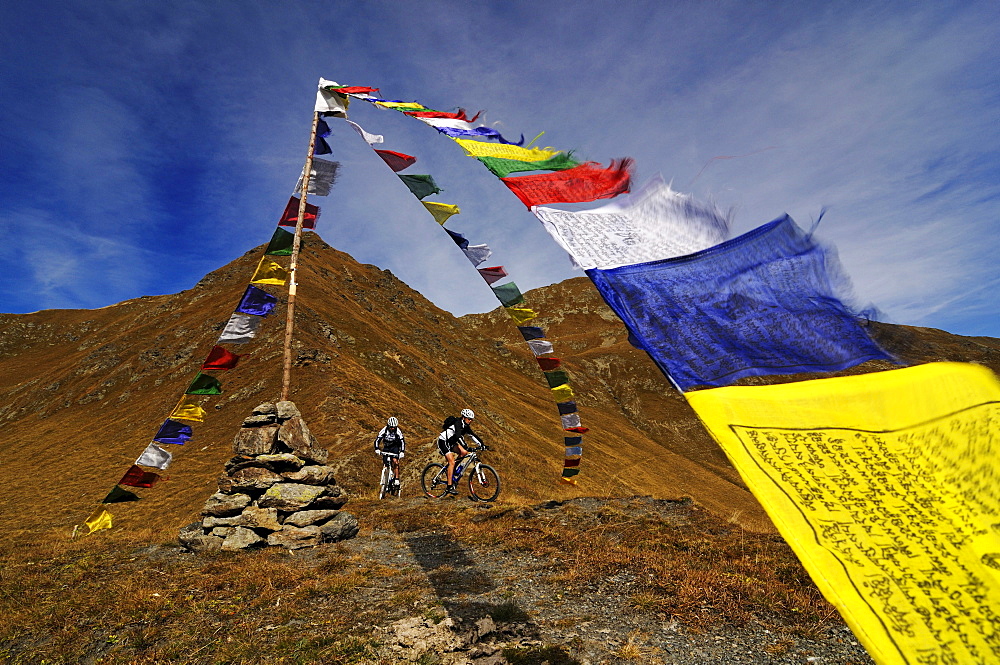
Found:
153,419 -> 193,445
533,174 -> 730,270
537,357 -> 562,372
250,258 -> 288,286
430,124 -> 519,142
565,436 -> 582,447
398,174 -> 442,199
102,485 -> 139,503
295,157 -> 339,196
560,413 -> 582,429
518,326 -> 546,341
236,284 -> 278,317
422,201 -> 460,225
506,307 -> 537,325
375,150 -> 417,172
136,443 -> 173,469
527,339 -> 553,356
586,215 -> 894,390
315,78 -> 349,116
557,401 -> 577,415
563,458 -> 581,468
491,282 -> 524,307
478,266 -> 508,285
462,244 -> 492,266
375,101 -> 426,110
544,370 -> 570,388
185,372 -> 222,395
278,196 -> 320,229
170,398 -> 206,422
85,507 -> 112,533
565,446 -> 583,456
446,228 -> 469,248
218,313 -> 261,344
346,120 -> 383,145
561,467 -> 580,478
686,362 -> 1000,665
326,85 -> 380,95
453,139 -> 561,162
265,227 -> 294,256
551,384 -> 574,401
118,464 -> 161,488
564,426 -> 589,433
477,152 -> 582,178
406,109 -> 482,122
501,159 -> 633,208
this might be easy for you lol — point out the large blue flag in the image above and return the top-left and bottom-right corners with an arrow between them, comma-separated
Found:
586,215 -> 894,390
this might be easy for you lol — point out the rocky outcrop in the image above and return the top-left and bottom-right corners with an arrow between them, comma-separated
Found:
181,401 -> 358,552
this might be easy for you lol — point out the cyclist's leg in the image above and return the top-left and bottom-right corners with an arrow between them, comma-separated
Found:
391,457 -> 400,479
444,451 -> 457,487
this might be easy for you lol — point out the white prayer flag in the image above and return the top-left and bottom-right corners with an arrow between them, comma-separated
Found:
346,120 -> 383,145
218,314 -> 261,344
415,117 -> 475,132
295,158 -> 339,196
315,78 -> 349,116
136,443 -> 173,470
462,244 -> 492,267
527,339 -> 554,356
560,413 -> 582,429
531,174 -> 730,270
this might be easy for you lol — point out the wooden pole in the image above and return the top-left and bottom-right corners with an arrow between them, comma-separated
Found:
281,111 -> 320,401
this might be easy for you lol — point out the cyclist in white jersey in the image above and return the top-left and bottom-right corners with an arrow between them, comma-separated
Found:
374,417 -> 406,491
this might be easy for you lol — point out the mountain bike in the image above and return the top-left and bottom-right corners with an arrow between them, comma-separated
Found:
421,441 -> 501,502
377,451 -> 401,499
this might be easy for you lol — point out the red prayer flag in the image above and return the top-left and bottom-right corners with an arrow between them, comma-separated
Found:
404,108 -> 482,122
564,426 -> 590,434
501,158 -> 633,207
374,150 -> 417,172
278,196 -> 320,229
329,86 -> 380,95
537,357 -> 562,371
119,464 -> 162,488
202,345 -> 241,371
477,266 -> 508,285
563,458 -> 581,468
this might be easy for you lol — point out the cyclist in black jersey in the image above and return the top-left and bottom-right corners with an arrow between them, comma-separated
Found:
374,417 -> 406,492
436,408 -> 476,496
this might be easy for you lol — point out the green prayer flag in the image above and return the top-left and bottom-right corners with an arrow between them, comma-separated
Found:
103,485 -> 139,503
398,174 -> 442,200
491,282 -> 524,307
477,153 -> 582,178
185,372 -> 222,395
265,227 -> 294,256
544,369 -> 570,389
561,467 -> 580,478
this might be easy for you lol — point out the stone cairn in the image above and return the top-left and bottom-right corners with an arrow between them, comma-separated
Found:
179,400 -> 358,552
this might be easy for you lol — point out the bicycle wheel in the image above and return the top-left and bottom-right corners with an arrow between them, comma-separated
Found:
421,463 -> 448,498
468,464 -> 501,502
379,464 -> 390,500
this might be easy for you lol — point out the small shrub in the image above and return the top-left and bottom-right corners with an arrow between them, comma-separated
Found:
488,601 -> 530,623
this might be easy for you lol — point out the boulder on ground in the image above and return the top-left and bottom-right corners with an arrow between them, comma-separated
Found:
202,492 -> 252,517
319,512 -> 359,542
267,524 -> 321,549
179,522 -> 223,553
257,483 -> 325,511
222,526 -> 267,550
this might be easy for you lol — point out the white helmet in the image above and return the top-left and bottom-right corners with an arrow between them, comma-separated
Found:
461,409 -> 475,419
387,417 -> 398,427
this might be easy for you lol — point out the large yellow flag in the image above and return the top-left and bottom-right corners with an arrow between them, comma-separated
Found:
376,101 -> 426,111
422,202 -> 460,225
453,139 -> 561,162
171,398 -> 206,422
550,384 -> 575,402
85,507 -> 112,533
506,307 -> 537,325
250,258 -> 288,286
686,362 -> 1000,665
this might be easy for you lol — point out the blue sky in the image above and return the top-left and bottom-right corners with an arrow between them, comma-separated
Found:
1,1 -> 997,337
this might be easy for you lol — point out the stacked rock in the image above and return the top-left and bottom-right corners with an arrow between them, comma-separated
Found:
179,401 -> 359,552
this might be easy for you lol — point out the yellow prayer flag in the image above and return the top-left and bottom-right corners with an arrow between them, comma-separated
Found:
376,101 -> 426,110
550,384 -> 574,401
422,201 -> 460,225
251,258 -> 288,286
686,362 -> 1000,665
453,138 -> 561,162
506,307 -> 537,325
171,398 -> 206,422
85,507 -> 112,533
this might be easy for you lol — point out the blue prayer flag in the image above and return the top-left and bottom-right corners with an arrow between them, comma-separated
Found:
445,228 -> 469,248
153,419 -> 192,445
564,436 -> 582,447
236,285 -> 278,317
586,215 -> 894,391
432,126 -> 523,145
557,401 -> 577,415
518,326 -> 545,341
